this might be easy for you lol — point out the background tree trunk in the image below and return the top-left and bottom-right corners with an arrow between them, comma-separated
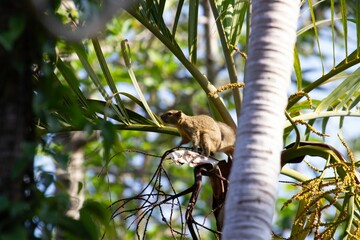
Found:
0,1 -> 53,237
55,132 -> 89,240
0,1 -> 38,236
223,1 -> 299,239
55,132 -> 91,219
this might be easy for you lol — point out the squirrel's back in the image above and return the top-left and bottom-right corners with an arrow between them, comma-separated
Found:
160,110 -> 235,156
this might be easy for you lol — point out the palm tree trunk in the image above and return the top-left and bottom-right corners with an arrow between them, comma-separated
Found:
222,1 -> 299,239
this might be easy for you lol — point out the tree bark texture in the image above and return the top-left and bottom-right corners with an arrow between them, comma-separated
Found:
0,1 -> 51,236
223,1 -> 299,239
0,2 -> 36,203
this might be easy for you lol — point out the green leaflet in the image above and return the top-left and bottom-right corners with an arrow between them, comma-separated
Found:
121,40 -> 161,127
188,0 -> 199,64
316,67 -> 360,113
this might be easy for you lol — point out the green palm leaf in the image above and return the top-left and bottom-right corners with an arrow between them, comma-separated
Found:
120,40 -> 161,127
315,67 -> 360,113
188,0 -> 198,64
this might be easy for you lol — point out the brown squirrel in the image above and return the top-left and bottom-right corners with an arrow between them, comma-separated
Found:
160,110 -> 235,157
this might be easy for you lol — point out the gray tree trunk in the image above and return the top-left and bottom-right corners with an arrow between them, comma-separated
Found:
55,132 -> 92,240
223,1 -> 299,239
55,132 -> 88,219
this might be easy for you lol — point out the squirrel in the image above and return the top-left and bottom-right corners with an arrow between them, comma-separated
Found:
160,110 -> 235,157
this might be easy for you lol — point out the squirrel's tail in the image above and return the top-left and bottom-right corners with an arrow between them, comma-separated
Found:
217,122 -> 236,156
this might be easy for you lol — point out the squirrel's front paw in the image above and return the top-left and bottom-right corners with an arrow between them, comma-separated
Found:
192,145 -> 201,153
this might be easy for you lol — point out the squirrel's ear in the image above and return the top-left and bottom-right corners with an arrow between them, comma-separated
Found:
175,111 -> 182,117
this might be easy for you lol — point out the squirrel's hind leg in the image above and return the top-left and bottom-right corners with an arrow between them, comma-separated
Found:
200,133 -> 216,157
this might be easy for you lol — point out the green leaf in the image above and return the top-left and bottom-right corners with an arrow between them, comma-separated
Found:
57,215 -> 97,240
321,116 -> 329,139
290,199 -> 311,239
56,58 -> 89,108
120,40 -> 161,126
188,0 -> 199,64
349,92 -> 360,109
158,0 -> 166,16
209,0 -> 243,116
77,182 -> 83,194
81,200 -> 110,227
72,43 -> 125,123
91,38 -> 130,124
0,16 -> 25,51
0,226 -> 27,240
356,0 -> 360,57
285,111 -> 360,129
287,49 -> 360,109
229,1 -> 248,46
293,47 -> 302,91
217,0 -> 232,38
172,0 -> 184,38
340,0 -> 348,59
297,18 -> 340,37
330,0 -> 336,68
86,99 -> 157,125
99,120 -> 117,165
307,0 -> 324,74
316,67 -> 360,113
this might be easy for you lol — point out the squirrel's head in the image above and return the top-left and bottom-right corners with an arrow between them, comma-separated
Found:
160,110 -> 183,124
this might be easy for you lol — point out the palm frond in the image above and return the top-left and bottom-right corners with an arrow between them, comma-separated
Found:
188,0 -> 198,64
315,67 -> 360,113
120,40 -> 161,127
288,49 -> 360,109
307,0 -> 325,74
91,38 -> 130,124
71,43 -> 126,123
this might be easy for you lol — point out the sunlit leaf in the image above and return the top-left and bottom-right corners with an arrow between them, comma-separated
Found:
307,0 -> 324,74
121,40 -> 161,126
91,38 -> 130,124
316,67 -> 360,113
229,1 -> 248,46
293,47 -> 303,91
340,0 -> 348,59
72,43 -> 125,123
